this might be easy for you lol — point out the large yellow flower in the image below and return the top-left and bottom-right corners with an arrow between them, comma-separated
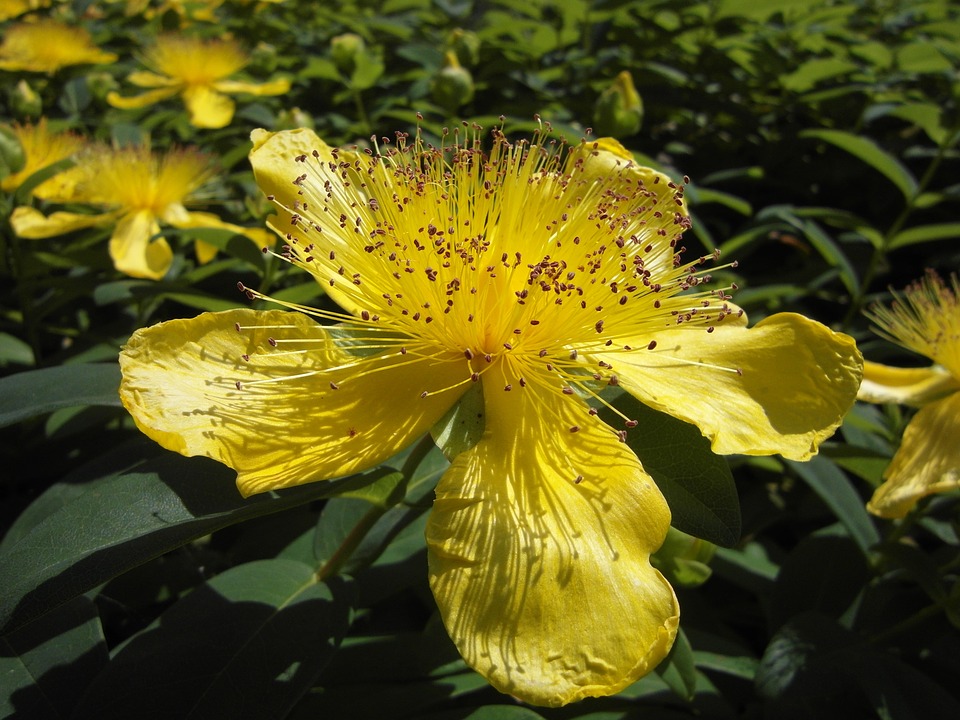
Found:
1,118 -> 85,200
859,271 -> 960,518
117,127 -> 862,706
10,144 -> 269,279
106,35 -> 291,129
0,20 -> 117,73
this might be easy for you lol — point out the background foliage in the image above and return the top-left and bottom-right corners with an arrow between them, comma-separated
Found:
2,0 -> 959,718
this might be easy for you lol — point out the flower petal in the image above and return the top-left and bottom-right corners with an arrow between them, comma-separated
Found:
426,376 -> 678,707
120,309 -> 467,496
108,210 -> 172,280
213,78 -> 292,96
182,85 -> 235,129
859,360 -> 960,407
106,87 -> 180,110
248,128 -> 365,314
126,71 -> 179,88
593,312 -> 862,460
164,208 -> 275,255
10,205 -> 115,238
868,392 -> 960,518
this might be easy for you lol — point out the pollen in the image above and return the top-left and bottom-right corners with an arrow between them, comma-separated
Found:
246,121 -> 742,428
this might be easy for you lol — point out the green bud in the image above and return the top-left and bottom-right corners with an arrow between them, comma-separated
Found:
447,28 -> 481,67
593,70 -> 643,138
9,79 -> 42,119
0,125 -> 26,182
275,107 -> 315,131
651,527 -> 717,588
251,42 -> 279,74
431,51 -> 474,113
331,33 -> 366,76
86,72 -> 119,102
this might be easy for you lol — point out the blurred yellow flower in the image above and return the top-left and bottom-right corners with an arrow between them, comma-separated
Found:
859,271 -> 960,518
107,35 -> 291,129
10,144 -> 269,279
117,127 -> 861,706
0,0 -> 51,22
1,118 -> 85,199
0,20 -> 117,73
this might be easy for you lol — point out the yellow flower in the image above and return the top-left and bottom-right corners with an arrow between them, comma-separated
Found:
106,35 -> 291,129
10,144 -> 269,279
0,20 -> 117,73
858,271 -> 960,518
118,127 -> 862,705
1,118 -> 85,200
0,0 -> 51,22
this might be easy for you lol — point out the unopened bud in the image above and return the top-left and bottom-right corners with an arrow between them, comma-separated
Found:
331,33 -> 365,76
650,527 -> 717,588
431,50 -> 474,113
447,28 -> 480,67
86,72 -> 118,102
276,107 -> 315,131
593,70 -> 643,138
0,125 -> 26,181
9,79 -> 42,119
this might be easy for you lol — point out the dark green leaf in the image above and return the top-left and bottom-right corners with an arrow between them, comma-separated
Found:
600,394 -> 741,547
656,628 -> 697,701
0,364 -> 122,428
0,595 -> 107,719
0,454 -> 391,634
430,382 -> 485,460
70,561 -> 352,720
800,129 -> 918,200
789,456 -> 880,556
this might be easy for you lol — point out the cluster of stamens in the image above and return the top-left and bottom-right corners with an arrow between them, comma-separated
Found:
234,120 -> 743,435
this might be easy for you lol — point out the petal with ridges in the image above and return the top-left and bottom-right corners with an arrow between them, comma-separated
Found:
592,313 -> 862,461
108,210 -> 172,280
248,128 -> 365,314
120,309 -> 467,496
426,373 -> 678,707
182,86 -> 235,129
859,360 -> 960,407
867,392 -> 960,518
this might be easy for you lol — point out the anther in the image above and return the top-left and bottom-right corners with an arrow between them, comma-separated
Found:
504,384 -> 512,391
562,386 -> 574,395
625,419 -> 638,428
575,475 -> 584,484
569,425 -> 580,433
268,337 -> 278,347
464,348 -> 474,360
647,340 -> 657,350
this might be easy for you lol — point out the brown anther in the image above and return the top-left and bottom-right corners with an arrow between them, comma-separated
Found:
484,353 -> 493,362
647,340 -> 657,350
504,384 -> 513,391
575,475 -> 584,484
562,386 -> 574,395
361,310 -> 370,321
268,337 -> 277,347
608,375 -> 620,386
420,391 -> 429,398
503,342 -> 513,350
569,425 -> 581,433
241,354 -> 250,362
235,322 -> 242,332
464,348 -> 474,360
625,419 -> 638,428
471,372 -> 480,382
235,381 -> 243,390
617,430 -> 628,443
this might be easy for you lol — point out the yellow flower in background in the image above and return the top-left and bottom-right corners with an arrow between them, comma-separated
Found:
859,271 -> 960,518
107,35 -> 291,129
118,126 -> 862,706
0,20 -> 117,73
0,0 -> 51,22
10,144 -> 269,279
1,118 -> 85,200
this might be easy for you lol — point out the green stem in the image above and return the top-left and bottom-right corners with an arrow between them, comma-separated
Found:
353,90 -> 371,138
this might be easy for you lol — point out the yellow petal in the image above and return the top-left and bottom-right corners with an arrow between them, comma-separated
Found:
108,210 -> 172,280
194,239 -> 218,265
10,205 -> 113,238
182,85 -> 235,129
164,208 -> 273,263
119,309 -> 467,496
126,71 -> 179,88
593,312 -> 863,460
868,392 -> 960,518
106,87 -> 180,110
426,375 -> 678,707
859,360 -> 960,407
214,78 -> 292,96
248,128 -> 365,315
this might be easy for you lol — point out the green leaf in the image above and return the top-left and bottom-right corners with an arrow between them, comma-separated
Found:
70,560 -> 352,720
0,453 -> 390,634
0,332 -> 34,367
888,222 -> 960,249
600,394 -> 741,547
0,363 -> 122,428
430,381 -> 485,460
788,456 -> 880,557
656,627 -> 697,701
801,129 -> 918,200
459,707 -> 547,720
0,595 -> 107,719
693,650 -> 759,681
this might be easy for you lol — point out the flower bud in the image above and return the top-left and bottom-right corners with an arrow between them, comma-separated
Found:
9,79 -> 42,119
276,107 -> 315,131
0,125 -> 26,181
650,527 -> 716,588
86,72 -> 119,102
330,33 -> 365,76
593,70 -> 643,138
447,28 -> 480,67
431,50 -> 474,113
